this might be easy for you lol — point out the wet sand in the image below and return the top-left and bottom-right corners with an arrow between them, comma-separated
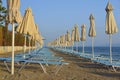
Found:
0,49 -> 120,80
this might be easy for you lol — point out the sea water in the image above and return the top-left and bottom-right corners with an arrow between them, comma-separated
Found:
76,47 -> 120,60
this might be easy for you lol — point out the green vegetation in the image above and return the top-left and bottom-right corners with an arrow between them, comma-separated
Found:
0,0 -> 35,46
0,0 -> 7,26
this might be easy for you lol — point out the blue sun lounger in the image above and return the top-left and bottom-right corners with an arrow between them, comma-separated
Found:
91,58 -> 120,72
0,56 -> 69,75
0,57 -> 22,72
18,59 -> 69,75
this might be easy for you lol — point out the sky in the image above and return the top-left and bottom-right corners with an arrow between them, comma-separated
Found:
2,0 -> 120,47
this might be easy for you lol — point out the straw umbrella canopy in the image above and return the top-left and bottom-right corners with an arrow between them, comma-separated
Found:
59,36 -> 63,47
62,35 -> 66,47
29,24 -> 44,52
54,38 -> 58,47
66,30 -> 71,47
60,35 -> 66,48
74,24 -> 80,51
33,24 -> 44,48
56,38 -> 59,47
57,37 -> 60,47
16,8 -> 35,35
74,24 -> 80,42
7,0 -> 22,75
89,14 -> 96,58
81,24 -> 86,53
71,28 -> 75,51
16,8 -> 36,52
66,30 -> 71,42
105,2 -> 118,64
58,36 -> 61,47
27,24 -> 38,54
37,33 -> 44,48
7,0 -> 22,24
71,28 -> 75,42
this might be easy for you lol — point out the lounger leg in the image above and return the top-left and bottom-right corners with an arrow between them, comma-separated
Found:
16,62 -> 20,65
55,64 -> 63,75
18,62 -> 27,72
45,63 -> 49,66
112,66 -> 116,72
43,59 -> 49,67
39,63 -> 47,74
4,61 -> 10,72
44,60 -> 49,66
54,65 -> 59,69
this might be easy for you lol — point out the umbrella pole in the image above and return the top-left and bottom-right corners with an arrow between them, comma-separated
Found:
82,41 -> 84,54
11,23 -> 15,75
76,42 -> 77,52
24,35 -> 26,53
77,42 -> 78,52
109,34 -> 112,64
72,42 -> 74,52
72,45 -> 73,51
64,43 -> 66,52
77,42 -> 79,52
65,46 -> 66,52
29,38 -> 31,54
92,37 -> 94,59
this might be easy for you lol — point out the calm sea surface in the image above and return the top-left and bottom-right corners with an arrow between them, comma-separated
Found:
76,47 -> 120,60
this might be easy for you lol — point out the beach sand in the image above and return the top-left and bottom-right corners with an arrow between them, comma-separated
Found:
0,49 -> 120,80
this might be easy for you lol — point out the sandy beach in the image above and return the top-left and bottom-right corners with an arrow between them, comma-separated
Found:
0,49 -> 120,80
1,0 -> 120,80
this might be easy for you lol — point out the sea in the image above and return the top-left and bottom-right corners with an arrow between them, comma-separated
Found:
75,47 -> 120,60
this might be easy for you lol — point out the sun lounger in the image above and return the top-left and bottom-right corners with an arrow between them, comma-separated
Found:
0,57 -> 68,75
0,50 -> 68,75
92,58 -> 120,72
18,60 -> 69,75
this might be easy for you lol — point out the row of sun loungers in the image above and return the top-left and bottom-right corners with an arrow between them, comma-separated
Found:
53,47 -> 120,72
0,48 -> 69,75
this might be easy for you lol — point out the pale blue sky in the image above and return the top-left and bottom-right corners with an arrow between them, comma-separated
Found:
2,0 -> 120,46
